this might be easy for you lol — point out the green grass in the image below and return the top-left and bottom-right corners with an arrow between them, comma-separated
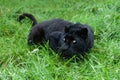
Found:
0,0 -> 120,80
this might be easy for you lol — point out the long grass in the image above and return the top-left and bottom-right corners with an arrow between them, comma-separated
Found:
0,0 -> 120,80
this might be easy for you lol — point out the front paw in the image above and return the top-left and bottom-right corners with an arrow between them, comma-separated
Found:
28,40 -> 34,45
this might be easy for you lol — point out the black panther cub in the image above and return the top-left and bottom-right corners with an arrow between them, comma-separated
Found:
18,13 -> 94,58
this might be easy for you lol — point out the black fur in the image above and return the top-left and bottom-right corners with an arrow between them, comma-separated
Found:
18,13 -> 94,58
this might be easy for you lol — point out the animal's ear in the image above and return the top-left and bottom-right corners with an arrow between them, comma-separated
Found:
77,28 -> 88,39
65,25 -> 70,33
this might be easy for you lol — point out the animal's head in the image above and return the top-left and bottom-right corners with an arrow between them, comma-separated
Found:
59,23 -> 90,58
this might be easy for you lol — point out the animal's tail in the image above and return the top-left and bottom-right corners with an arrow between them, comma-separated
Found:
18,13 -> 37,26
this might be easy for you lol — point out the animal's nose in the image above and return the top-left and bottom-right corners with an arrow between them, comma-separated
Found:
60,44 -> 69,51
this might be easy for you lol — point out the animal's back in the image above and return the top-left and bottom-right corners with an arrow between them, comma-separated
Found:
38,19 -> 73,39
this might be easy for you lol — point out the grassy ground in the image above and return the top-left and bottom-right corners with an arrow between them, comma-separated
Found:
0,0 -> 120,80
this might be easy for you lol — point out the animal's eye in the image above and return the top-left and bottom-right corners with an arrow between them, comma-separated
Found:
63,38 -> 65,41
72,40 -> 77,44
